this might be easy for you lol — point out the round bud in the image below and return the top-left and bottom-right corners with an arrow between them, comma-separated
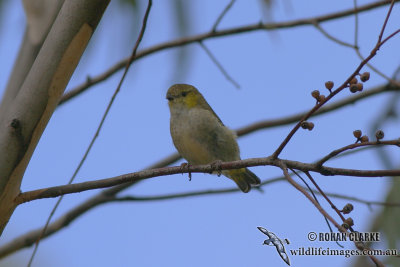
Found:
353,130 -> 362,139
349,77 -> 358,85
360,72 -> 370,82
344,217 -> 354,227
301,121 -> 315,131
325,81 -> 334,90
350,84 -> 359,93
341,203 -> 354,214
307,122 -> 314,131
301,121 -> 308,129
375,130 -> 384,140
317,95 -> 326,103
356,83 -> 363,92
360,135 -> 369,143
311,90 -> 320,99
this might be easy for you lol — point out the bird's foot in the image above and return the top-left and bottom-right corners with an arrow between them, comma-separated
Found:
180,162 -> 192,181
210,160 -> 223,177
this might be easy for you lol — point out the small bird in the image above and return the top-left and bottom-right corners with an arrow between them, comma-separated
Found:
166,84 -> 261,193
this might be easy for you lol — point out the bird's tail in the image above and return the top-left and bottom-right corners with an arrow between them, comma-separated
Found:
223,168 -> 261,193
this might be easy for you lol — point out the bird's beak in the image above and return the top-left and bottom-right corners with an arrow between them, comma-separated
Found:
166,93 -> 174,101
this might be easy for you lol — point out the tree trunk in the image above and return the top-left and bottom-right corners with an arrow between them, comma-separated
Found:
0,0 -> 110,235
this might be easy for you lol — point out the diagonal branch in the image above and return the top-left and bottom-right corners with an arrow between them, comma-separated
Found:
58,0 -> 398,106
279,162 -> 344,230
281,164 -> 385,266
272,1 -> 400,158
212,0 -> 236,31
237,83 -> 398,136
199,41 -> 240,88
352,0 -> 400,87
312,21 -> 356,48
316,139 -> 400,167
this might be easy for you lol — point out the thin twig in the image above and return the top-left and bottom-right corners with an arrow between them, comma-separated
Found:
322,192 -> 400,207
354,48 -> 395,85
113,182 -> 400,207
377,0 -> 396,42
291,169 -> 344,248
0,152 -> 180,259
272,1 -> 400,159
58,0 -> 398,106
381,28 -> 400,45
237,83 -> 397,136
353,0 -> 359,49
304,171 -> 385,266
113,177 -> 282,201
287,167 -> 384,266
304,172 -> 345,221
353,0 -> 400,86
312,21 -> 356,48
370,67 -> 400,169
212,0 -> 236,31
279,162 -> 344,230
26,1 -> 153,266
316,139 -> 400,167
199,41 -> 240,88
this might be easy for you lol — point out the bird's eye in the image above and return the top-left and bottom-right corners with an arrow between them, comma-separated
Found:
181,91 -> 187,97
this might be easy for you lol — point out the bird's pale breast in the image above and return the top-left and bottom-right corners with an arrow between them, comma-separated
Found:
170,107 -> 240,165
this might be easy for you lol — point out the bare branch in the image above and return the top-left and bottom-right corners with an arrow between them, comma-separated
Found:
58,0 -> 398,106
377,0 -> 396,43
0,194 -> 111,259
381,28 -> 400,45
282,165 -> 385,266
312,21 -> 356,48
0,152 -> 179,259
199,41 -> 240,88
2,138 -> 400,258
113,183 -> 400,208
322,192 -> 400,208
115,188 -> 241,201
237,83 -> 399,136
212,0 -> 236,31
272,2 -> 400,158
279,162 -> 344,230
304,171 -> 346,222
316,139 -> 400,167
353,0 -> 400,87
15,141 -> 400,204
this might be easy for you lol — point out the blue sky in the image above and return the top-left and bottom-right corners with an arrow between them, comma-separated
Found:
0,0 -> 399,266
